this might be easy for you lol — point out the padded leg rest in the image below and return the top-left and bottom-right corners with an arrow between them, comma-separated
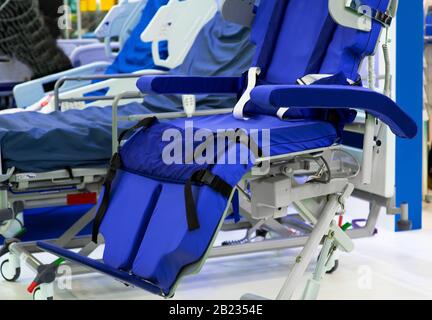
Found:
36,241 -> 163,296
99,170 -> 162,270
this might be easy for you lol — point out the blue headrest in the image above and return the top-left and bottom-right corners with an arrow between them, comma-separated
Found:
105,0 -> 169,75
251,0 -> 390,84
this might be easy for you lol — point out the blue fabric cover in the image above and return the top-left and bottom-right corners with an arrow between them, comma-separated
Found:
104,0 -> 169,75
87,0 -> 168,97
0,205 -> 92,245
0,14 -> 254,173
99,171 -> 162,270
0,103 -> 150,172
118,116 -> 338,181
136,76 -> 242,95
168,114 -> 339,156
131,160 -> 248,295
251,0 -> 388,84
249,84 -> 417,139
280,72 -> 357,123
244,0 -> 391,123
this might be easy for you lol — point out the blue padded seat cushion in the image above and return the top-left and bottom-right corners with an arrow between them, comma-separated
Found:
117,115 -> 339,185
169,114 -> 340,156
98,114 -> 338,294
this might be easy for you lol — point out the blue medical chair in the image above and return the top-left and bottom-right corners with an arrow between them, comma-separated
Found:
36,0 -> 416,300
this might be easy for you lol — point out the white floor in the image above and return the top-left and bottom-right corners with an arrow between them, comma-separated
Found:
1,198 -> 432,300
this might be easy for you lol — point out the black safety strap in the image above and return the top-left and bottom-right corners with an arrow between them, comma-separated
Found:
92,153 -> 122,243
234,128 -> 263,159
184,170 -> 233,231
118,116 -> 157,145
91,116 -> 157,243
65,166 -> 74,180
184,129 -> 264,231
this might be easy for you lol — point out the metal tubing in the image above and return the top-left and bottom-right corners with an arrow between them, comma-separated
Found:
54,74 -> 146,111
9,242 -> 43,272
56,207 -> 96,247
276,194 -> 340,300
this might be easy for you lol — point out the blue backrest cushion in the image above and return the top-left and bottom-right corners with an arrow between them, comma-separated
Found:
252,0 -> 389,84
248,0 -> 389,123
256,0 -> 334,85
320,0 -> 389,80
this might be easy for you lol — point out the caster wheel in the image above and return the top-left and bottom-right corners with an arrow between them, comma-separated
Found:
0,259 -> 21,282
325,259 -> 339,274
397,220 -> 413,231
33,287 -> 53,300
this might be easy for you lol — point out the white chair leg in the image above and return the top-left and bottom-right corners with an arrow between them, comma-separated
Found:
276,184 -> 353,300
302,234 -> 334,300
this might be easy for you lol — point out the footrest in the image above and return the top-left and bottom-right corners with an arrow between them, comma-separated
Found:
36,242 -> 163,296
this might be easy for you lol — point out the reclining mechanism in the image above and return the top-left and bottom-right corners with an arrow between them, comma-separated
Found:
17,0 -> 416,300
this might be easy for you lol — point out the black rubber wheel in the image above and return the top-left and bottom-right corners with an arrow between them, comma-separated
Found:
397,220 -> 413,231
325,259 -> 339,274
33,287 -> 53,300
0,259 -> 21,282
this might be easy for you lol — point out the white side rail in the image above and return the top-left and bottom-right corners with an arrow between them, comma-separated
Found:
95,0 -> 146,59
56,69 -> 167,111
13,62 -> 111,108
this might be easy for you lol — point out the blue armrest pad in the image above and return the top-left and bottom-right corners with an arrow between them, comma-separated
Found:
136,76 -> 242,95
250,85 -> 417,139
37,241 -> 162,295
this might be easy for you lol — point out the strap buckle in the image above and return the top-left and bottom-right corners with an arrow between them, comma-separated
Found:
346,0 -> 393,28
233,67 -> 261,119
105,153 -> 122,183
194,170 -> 216,186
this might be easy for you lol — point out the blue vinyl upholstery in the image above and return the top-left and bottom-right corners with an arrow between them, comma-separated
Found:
105,0 -> 169,75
